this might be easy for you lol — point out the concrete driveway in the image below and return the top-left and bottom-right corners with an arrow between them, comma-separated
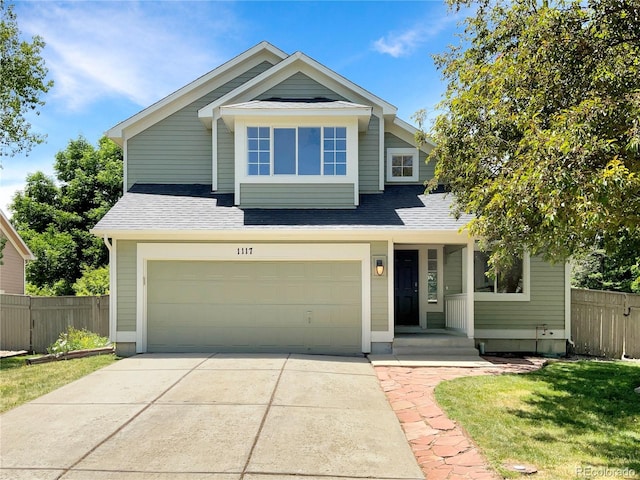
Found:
0,353 -> 423,480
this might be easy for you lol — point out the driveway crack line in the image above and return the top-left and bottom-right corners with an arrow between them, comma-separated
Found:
240,353 -> 290,480
53,353 -> 215,480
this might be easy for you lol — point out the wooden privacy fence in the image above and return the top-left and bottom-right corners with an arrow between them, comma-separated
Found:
572,288 -> 640,359
0,294 -> 109,353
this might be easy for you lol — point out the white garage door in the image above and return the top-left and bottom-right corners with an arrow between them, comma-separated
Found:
146,260 -> 362,354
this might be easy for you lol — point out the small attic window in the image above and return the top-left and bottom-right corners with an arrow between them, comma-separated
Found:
387,148 -> 419,182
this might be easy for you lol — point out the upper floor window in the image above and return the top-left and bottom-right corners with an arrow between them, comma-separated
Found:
247,126 -> 347,176
387,148 -> 419,182
248,127 -> 270,176
474,248 -> 530,301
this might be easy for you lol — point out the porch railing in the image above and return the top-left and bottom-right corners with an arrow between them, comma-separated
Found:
445,294 -> 467,333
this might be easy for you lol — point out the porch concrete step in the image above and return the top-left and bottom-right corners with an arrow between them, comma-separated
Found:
392,346 -> 480,356
392,333 -> 479,356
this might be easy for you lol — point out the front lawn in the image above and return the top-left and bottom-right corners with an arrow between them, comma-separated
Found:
435,361 -> 640,479
0,354 -> 117,413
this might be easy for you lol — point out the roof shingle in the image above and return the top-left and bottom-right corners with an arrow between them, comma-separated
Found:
92,184 -> 472,234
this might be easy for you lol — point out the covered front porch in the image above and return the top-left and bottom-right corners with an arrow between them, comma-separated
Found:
392,242 -> 476,341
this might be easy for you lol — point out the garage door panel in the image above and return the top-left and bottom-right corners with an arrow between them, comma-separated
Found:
146,260 -> 362,354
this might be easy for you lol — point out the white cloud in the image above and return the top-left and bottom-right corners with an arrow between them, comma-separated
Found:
18,2 -> 241,111
372,15 -> 458,58
373,29 -> 423,58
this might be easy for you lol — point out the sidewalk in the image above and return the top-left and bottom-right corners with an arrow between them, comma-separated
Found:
375,356 -> 546,480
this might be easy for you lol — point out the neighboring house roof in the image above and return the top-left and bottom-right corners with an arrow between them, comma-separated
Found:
0,209 -> 35,260
91,184 -> 471,235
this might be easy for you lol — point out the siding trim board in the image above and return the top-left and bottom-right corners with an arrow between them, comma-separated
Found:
135,243 -> 372,353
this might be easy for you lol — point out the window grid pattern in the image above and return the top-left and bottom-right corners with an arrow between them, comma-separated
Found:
323,127 -> 347,176
248,127 -> 271,176
247,126 -> 347,176
391,154 -> 414,178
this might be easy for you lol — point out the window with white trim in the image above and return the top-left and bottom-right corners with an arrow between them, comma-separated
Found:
387,148 -> 419,182
427,248 -> 438,303
474,248 -> 530,301
247,127 -> 270,176
247,126 -> 347,176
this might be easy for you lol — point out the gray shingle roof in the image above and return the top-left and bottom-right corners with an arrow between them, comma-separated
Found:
223,100 -> 371,110
92,184 -> 472,234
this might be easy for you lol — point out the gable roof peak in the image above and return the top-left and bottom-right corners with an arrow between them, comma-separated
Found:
0,209 -> 35,260
106,41 -> 289,144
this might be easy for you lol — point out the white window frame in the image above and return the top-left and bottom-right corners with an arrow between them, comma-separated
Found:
473,246 -> 531,302
247,126 -> 347,177
386,147 -> 419,182
235,117 -> 358,184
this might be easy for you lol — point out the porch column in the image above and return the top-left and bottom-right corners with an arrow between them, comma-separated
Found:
465,238 -> 475,339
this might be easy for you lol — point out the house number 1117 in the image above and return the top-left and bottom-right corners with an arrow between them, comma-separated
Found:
237,247 -> 253,255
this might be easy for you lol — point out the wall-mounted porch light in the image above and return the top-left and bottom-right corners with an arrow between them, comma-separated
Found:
372,255 -> 387,277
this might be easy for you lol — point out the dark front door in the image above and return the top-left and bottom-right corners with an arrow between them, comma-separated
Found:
394,250 -> 419,326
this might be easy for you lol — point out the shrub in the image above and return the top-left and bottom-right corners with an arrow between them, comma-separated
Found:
47,326 -> 110,355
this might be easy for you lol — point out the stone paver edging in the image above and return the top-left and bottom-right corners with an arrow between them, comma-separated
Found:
375,356 -> 547,480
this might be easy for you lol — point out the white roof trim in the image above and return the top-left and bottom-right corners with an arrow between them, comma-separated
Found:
0,209 -> 35,260
385,117 -> 436,153
199,51 -> 397,128
106,42 -> 288,145
220,100 -> 373,131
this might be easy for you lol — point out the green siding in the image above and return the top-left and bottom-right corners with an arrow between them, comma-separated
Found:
384,133 -> 435,185
444,246 -> 463,295
216,118 -> 234,192
127,61 -> 273,189
427,312 -> 445,328
114,240 -> 389,337
240,183 -> 354,208
359,115 -> 380,193
371,241 -> 389,331
256,72 -> 346,100
116,240 -> 137,331
475,257 -> 566,330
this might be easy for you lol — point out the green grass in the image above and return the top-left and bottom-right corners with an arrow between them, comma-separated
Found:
435,361 -> 640,479
0,354 -> 117,413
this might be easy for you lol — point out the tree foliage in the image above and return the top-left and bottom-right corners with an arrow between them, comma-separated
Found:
0,0 -> 53,158
572,232 -> 640,292
421,0 -> 640,273
10,136 -> 122,295
0,236 -> 6,265
73,265 -> 110,296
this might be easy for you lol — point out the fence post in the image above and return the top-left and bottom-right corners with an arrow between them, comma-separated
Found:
29,295 -> 33,353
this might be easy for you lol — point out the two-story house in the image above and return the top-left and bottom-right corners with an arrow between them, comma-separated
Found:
93,42 -> 569,357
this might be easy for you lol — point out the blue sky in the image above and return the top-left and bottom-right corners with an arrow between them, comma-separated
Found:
1,0 -> 465,215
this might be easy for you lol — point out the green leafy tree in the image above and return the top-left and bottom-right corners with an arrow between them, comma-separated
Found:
420,0 -> 640,274
1,0 -> 53,158
73,265 -> 110,296
572,230 -> 640,292
10,136 -> 122,295
0,236 -> 6,264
